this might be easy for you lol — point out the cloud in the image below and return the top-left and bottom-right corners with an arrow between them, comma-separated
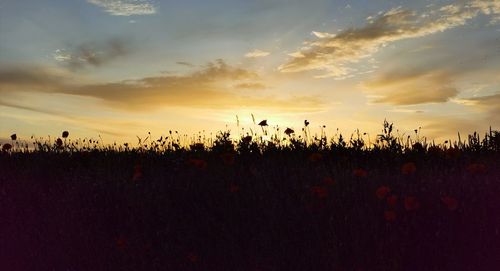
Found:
365,68 -> 459,105
279,0 -> 499,78
311,31 -> 336,38
53,39 -> 129,70
0,65 -> 68,91
234,82 -> 267,90
176,61 -> 195,67
470,0 -> 500,24
464,93 -> 500,107
0,99 -> 59,116
459,93 -> 500,124
362,31 -> 500,106
0,60 -> 324,112
245,49 -> 271,58
87,0 -> 156,16
67,60 -> 320,111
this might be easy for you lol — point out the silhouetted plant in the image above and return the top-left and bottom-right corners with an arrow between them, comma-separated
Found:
212,130 -> 234,153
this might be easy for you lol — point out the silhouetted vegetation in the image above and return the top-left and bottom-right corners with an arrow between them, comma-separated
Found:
1,121 -> 499,270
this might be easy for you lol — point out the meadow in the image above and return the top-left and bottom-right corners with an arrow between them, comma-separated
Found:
1,120 -> 499,271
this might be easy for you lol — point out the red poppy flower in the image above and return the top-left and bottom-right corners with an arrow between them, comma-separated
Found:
229,184 -> 240,193
376,186 -> 391,200
401,162 -> 416,175
284,128 -> 294,136
188,158 -> 208,170
133,164 -> 143,181
466,163 -> 486,174
404,196 -> 420,211
62,131 -> 69,138
384,210 -> 397,222
10,134 -> 17,140
441,196 -> 458,211
310,186 -> 328,199
387,195 -> 398,207
309,153 -> 323,162
323,176 -> 336,186
56,138 -> 63,147
187,253 -> 198,263
353,168 -> 368,177
116,236 -> 127,249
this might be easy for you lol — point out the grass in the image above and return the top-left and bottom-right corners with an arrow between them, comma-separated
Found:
1,120 -> 499,270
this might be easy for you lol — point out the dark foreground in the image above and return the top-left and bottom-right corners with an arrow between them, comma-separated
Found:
1,148 -> 499,271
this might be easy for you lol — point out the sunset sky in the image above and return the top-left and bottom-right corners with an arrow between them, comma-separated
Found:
1,0 -> 499,144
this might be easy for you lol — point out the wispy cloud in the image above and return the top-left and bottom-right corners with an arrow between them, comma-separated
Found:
0,60 -> 323,112
363,33 -> 500,106
459,93 -> 500,125
53,39 -> 129,70
368,70 -> 458,105
0,65 -> 68,91
176,61 -> 195,67
245,49 -> 271,58
279,0 -> 500,78
87,0 -> 157,16
233,82 -> 267,90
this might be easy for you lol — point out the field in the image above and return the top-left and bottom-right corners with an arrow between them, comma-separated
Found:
1,122 -> 499,271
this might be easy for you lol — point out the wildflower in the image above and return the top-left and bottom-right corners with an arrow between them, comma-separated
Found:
404,196 -> 420,211
62,131 -> 69,138
304,120 -> 310,127
401,162 -> 416,175
323,176 -> 336,186
310,186 -> 328,199
188,158 -> 208,170
258,120 -> 268,126
353,168 -> 368,177
466,163 -> 486,174
116,236 -> 127,249
242,135 -> 252,144
10,134 -> 17,140
133,164 -> 143,181
309,152 -> 323,162
284,128 -> 294,136
56,138 -> 63,147
2,143 -> 12,151
229,183 -> 240,193
376,186 -> 391,200
441,196 -> 458,211
384,210 -> 397,222
187,253 -> 198,263
387,195 -> 398,207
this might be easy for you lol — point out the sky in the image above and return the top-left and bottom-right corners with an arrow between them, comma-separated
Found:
1,0 -> 499,144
